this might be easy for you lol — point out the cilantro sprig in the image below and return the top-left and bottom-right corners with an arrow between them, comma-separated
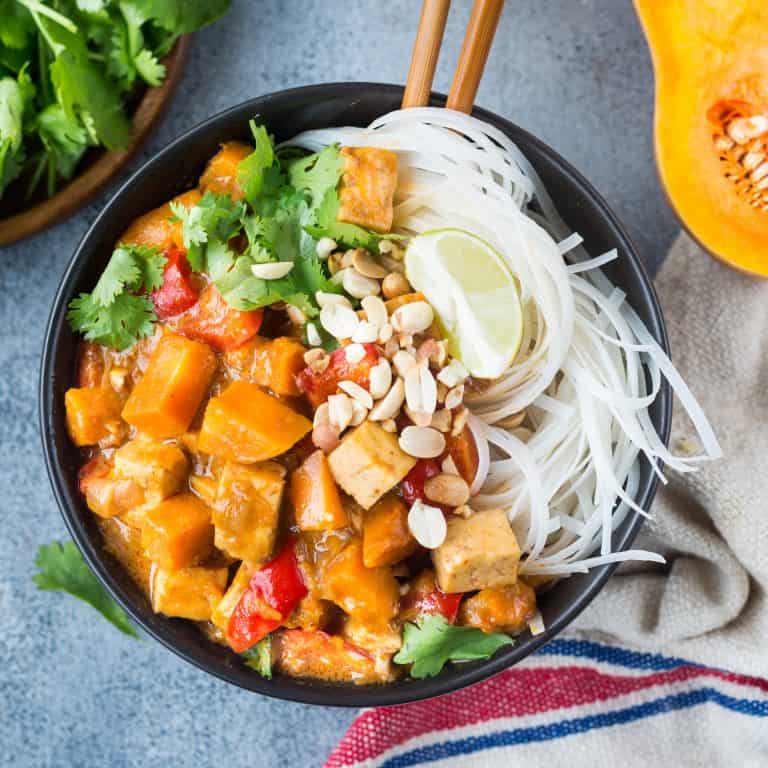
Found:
33,540 -> 139,639
0,0 -> 230,201
242,636 -> 272,678
67,243 -> 165,350
394,615 -> 514,678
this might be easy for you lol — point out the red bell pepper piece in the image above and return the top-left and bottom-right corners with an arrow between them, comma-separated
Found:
151,248 -> 199,319
296,343 -> 379,408
227,539 -> 307,653
416,586 -> 463,624
175,284 -> 263,352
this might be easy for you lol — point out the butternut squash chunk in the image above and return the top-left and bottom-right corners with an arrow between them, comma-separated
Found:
151,565 -> 228,621
199,141 -> 252,200
65,387 -> 123,446
459,581 -> 537,635
198,381 -> 312,463
119,189 -> 201,251
224,335 -> 307,396
122,332 -> 217,439
362,494 -> 417,567
212,461 -> 285,563
323,539 -> 399,626
289,450 -> 348,531
140,492 -> 213,571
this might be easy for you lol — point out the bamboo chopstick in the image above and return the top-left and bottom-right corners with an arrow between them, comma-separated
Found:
402,0 -> 451,109
446,0 -> 505,113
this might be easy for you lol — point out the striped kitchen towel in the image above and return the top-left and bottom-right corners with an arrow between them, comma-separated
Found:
324,638 -> 768,767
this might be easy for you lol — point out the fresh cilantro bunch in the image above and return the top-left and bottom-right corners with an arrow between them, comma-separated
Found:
394,614 -> 514,678
33,540 -> 139,638
0,0 -> 230,201
68,243 -> 165,350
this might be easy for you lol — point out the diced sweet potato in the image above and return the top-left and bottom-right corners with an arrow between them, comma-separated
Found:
120,189 -> 201,251
275,629 -> 392,684
140,492 -> 213,571
432,508 -> 521,593
79,458 -> 146,519
98,517 -> 153,592
342,614 -> 402,655
289,450 -> 347,531
189,475 -> 217,505
65,387 -> 123,447
211,561 -> 255,633
199,141 -> 252,200
323,539 -> 398,626
362,494 -> 417,567
459,581 -> 537,635
328,421 -> 416,510
151,565 -> 228,621
174,284 -> 263,352
211,461 -> 285,563
113,436 -> 188,505
198,381 -> 312,463
337,147 -> 397,233
224,335 -> 307,396
122,332 -> 217,439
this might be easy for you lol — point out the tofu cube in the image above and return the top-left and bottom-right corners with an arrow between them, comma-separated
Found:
211,561 -> 255,633
432,509 -> 521,593
79,458 -> 145,520
151,565 -> 228,621
328,421 -> 416,510
140,492 -> 213,571
212,461 -> 285,563
113,436 -> 188,505
337,147 -> 398,233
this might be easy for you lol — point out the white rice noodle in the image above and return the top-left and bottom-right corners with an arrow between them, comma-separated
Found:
287,108 -> 721,579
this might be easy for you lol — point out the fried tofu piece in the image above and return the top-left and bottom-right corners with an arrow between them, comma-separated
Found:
79,457 -> 146,520
113,436 -> 188,505
211,461 -> 286,563
65,387 -> 123,447
328,421 -> 416,510
211,561 -> 256,634
432,509 -> 521,593
337,147 -> 398,233
459,581 -> 537,635
140,492 -> 213,571
151,565 -> 229,621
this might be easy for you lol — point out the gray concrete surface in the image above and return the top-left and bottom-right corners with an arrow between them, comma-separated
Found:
0,1 -> 675,766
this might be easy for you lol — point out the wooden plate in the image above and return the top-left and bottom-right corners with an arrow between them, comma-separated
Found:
0,37 -> 190,247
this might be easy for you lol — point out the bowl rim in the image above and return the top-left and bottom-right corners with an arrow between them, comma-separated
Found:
39,82 -> 672,707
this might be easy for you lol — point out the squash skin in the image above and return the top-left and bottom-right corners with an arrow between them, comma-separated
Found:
635,0 -> 768,276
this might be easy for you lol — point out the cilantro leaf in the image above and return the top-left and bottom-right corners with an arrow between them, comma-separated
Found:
134,48 -> 164,85
68,291 -> 156,350
393,615 -> 514,679
242,635 -> 272,678
305,186 -> 382,251
33,541 -> 139,639
36,103 -> 90,180
131,0 -> 230,34
237,120 -> 284,206
0,75 -> 25,197
92,246 -> 142,305
286,144 -> 343,208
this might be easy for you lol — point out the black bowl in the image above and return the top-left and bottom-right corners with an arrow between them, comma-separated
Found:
40,83 -> 671,706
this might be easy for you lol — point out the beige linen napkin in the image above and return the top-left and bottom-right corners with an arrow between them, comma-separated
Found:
572,232 -> 767,678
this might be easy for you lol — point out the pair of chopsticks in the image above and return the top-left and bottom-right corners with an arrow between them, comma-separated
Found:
402,0 -> 505,113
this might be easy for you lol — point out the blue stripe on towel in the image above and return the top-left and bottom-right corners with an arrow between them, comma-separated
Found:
538,638 -> 692,671
379,688 -> 768,768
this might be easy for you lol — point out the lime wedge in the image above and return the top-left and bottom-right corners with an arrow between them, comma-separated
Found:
404,229 -> 523,378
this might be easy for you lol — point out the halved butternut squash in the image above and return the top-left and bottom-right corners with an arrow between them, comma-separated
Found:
635,0 -> 768,276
